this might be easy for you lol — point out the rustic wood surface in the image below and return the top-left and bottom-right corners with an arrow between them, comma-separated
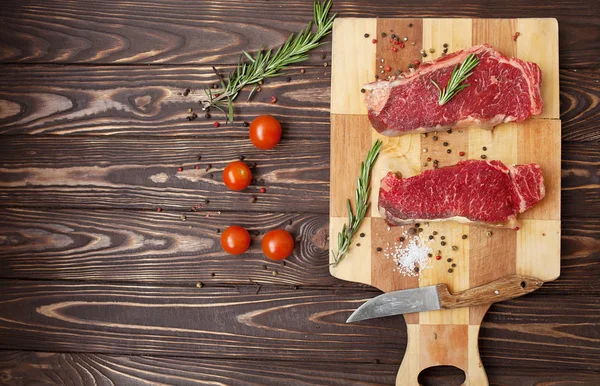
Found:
0,0 -> 598,385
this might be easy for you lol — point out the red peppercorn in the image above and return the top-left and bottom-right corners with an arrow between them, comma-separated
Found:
515,226 -> 520,231
214,94 -> 220,98
391,47 -> 398,52
157,207 -> 163,212
195,165 -> 200,169
213,122 -> 219,128
384,66 -> 391,72
372,39 -> 378,44
399,42 -> 405,48
413,60 -> 420,66
393,40 -> 400,45
436,255 -> 442,260
459,151 -> 466,156
389,38 -> 394,43
270,96 -> 277,104
260,187 -> 266,193
426,157 -> 432,162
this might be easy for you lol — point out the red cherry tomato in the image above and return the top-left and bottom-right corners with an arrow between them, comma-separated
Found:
249,115 -> 282,150
220,226 -> 251,255
223,161 -> 252,191
261,229 -> 294,260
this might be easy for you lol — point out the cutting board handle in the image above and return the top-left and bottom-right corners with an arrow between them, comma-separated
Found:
396,323 -> 487,386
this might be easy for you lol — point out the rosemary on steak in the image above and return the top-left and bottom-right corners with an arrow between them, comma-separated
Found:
201,0 -> 336,122
431,53 -> 480,106
331,140 -> 383,267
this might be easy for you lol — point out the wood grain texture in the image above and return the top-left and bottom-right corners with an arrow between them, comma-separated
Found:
0,137 -> 593,215
0,0 -> 597,68
0,66 -> 596,140
437,275 -> 543,309
0,211 -> 597,293
0,136 -> 329,213
0,209 -> 331,286
0,65 -> 331,138
2,351 -> 599,386
0,281 -> 598,371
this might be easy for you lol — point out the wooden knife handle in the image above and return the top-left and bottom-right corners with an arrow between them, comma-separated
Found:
437,274 -> 543,309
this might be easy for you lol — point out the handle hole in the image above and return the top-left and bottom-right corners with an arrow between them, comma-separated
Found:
418,365 -> 466,386
520,281 -> 527,288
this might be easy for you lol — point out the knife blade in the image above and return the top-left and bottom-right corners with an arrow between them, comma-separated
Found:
347,274 -> 543,323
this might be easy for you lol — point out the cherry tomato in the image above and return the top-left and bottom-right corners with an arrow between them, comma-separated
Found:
223,161 -> 252,191
249,115 -> 282,150
220,226 -> 251,255
262,229 -> 294,260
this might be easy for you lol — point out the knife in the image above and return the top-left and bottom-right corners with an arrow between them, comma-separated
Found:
347,274 -> 543,323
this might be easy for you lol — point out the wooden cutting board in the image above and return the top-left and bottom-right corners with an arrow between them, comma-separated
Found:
329,18 -> 560,385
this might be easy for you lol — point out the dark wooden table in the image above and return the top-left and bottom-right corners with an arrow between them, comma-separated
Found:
0,1 -> 598,385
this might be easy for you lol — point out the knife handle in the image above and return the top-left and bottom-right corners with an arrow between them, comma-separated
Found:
437,274 -> 543,309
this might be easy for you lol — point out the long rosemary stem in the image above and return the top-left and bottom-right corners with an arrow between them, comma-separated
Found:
331,140 -> 383,267
202,0 -> 336,122
431,53 -> 480,106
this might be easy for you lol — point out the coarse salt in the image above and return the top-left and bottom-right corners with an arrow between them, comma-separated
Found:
384,229 -> 433,276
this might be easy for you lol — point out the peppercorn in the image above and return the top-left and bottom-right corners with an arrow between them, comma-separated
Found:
360,233 -> 365,238
481,154 -> 487,159
381,32 -> 387,38
447,258 -> 452,262
452,245 -> 458,251
428,253 -> 433,257
376,247 -> 382,252
462,234 -> 467,239
361,88 -> 366,93
249,196 -> 257,203
452,263 -> 456,267
482,146 -> 487,151
400,236 -> 405,241
433,136 -> 438,141
364,33 -> 370,38
213,122 -> 219,128
436,255 -> 442,260
429,235 -> 434,240
419,228 -> 423,232
441,236 -> 446,240
487,231 -> 493,236
415,223 -> 420,227
447,149 -> 452,154
443,142 -> 449,146
408,23 -> 413,27
433,160 -> 439,164
459,151 -> 465,156
414,266 -> 420,272
260,187 -> 266,193
433,231 -> 438,235
448,268 -> 453,273
443,43 -> 448,48
242,121 -> 249,127
447,129 -> 452,134
441,241 -> 446,246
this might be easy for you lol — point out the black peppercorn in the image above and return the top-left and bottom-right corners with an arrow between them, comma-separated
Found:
447,258 -> 452,262
376,247 -> 382,252
462,234 -> 467,239
448,268 -> 453,273
364,33 -> 370,38
242,121 -> 249,127
400,236 -> 405,241
441,241 -> 446,246
481,154 -> 487,159
443,142 -> 449,146
429,235 -> 434,240
447,129 -> 452,134
433,136 -> 438,141
452,263 -> 457,267
360,233 -> 366,237
441,236 -> 446,240
361,88 -> 366,93
447,149 -> 452,154
433,231 -> 438,235
482,146 -> 487,151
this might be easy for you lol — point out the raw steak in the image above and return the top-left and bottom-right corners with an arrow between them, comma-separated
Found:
364,44 -> 543,136
379,160 -> 545,228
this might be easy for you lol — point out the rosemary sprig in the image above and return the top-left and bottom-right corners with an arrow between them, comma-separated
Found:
431,53 -> 480,106
331,140 -> 383,267
202,0 -> 336,122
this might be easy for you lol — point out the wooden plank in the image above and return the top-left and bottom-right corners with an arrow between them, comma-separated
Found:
0,1 -> 596,68
0,65 -> 331,139
0,138 -> 596,217
0,212 -> 597,294
0,209 -> 332,286
0,280 -> 598,370
2,351 -> 599,386
0,136 -> 329,213
0,66 -> 597,140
